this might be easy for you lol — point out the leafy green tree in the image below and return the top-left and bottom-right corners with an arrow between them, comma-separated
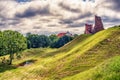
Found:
26,34 -> 51,48
49,34 -> 58,42
49,34 -> 59,47
51,35 -> 73,48
1,30 -> 27,65
38,35 -> 51,47
0,31 -> 5,56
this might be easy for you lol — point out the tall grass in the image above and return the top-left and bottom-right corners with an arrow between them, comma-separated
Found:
0,26 -> 120,80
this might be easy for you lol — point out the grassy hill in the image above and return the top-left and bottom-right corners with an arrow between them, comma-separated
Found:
0,26 -> 120,80
63,56 -> 120,80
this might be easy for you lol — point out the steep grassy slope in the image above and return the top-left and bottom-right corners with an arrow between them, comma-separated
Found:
63,56 -> 120,80
47,26 -> 120,79
0,26 -> 120,80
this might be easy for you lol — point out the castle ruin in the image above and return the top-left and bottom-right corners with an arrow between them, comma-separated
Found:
84,15 -> 104,34
84,24 -> 93,34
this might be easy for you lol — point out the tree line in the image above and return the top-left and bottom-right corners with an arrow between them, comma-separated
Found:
26,32 -> 77,48
0,30 -> 78,64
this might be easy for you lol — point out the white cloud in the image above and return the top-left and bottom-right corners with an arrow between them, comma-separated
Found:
0,0 -> 120,35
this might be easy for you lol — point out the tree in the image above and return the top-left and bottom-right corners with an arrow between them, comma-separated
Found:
38,35 -> 51,48
0,31 -> 5,56
51,35 -> 73,48
26,34 -> 51,48
49,34 -> 59,47
49,34 -> 58,42
1,30 -> 27,65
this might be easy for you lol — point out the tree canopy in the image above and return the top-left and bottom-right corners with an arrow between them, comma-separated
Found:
26,34 -> 51,48
0,30 -> 27,64
51,35 -> 73,48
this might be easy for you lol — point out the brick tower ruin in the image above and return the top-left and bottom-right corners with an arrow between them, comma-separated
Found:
84,24 -> 93,34
93,15 -> 104,33
84,15 -> 104,34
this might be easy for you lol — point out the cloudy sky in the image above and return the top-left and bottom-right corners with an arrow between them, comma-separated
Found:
0,0 -> 120,35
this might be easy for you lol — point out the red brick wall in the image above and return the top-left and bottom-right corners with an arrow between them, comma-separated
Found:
93,15 -> 104,33
84,24 -> 93,34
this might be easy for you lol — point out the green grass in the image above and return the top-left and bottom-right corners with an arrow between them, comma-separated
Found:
63,56 -> 120,80
0,26 -> 120,80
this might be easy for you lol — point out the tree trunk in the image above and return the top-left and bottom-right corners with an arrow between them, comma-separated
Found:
9,53 -> 13,65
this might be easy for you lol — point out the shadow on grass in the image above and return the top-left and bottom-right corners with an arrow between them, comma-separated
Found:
0,63 -> 17,73
17,59 -> 37,67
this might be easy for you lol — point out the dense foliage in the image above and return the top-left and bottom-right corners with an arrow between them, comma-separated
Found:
0,30 -> 27,64
51,35 -> 73,48
26,34 -> 51,48
0,31 -> 75,64
26,33 -> 74,48
49,34 -> 59,48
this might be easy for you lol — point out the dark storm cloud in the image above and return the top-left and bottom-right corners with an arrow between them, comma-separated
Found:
83,0 -> 95,1
102,0 -> 120,12
16,0 -> 31,3
47,24 -> 57,27
59,19 -> 73,24
82,0 -> 95,2
67,22 -> 85,28
9,21 -> 20,25
77,12 -> 93,20
85,20 -> 94,24
110,0 -> 120,11
102,16 -> 120,23
0,17 -> 20,29
0,23 -> 5,26
33,26 -> 41,29
0,16 -> 7,28
59,2 -> 81,13
67,12 -> 92,21
59,12 -> 92,25
0,22 -> 8,28
39,19 -> 50,22
15,5 -> 51,18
